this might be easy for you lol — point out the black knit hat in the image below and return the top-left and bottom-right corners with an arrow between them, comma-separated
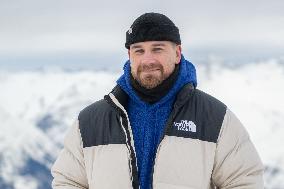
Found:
125,12 -> 181,49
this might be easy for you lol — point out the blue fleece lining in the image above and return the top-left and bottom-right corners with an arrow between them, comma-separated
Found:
117,55 -> 197,189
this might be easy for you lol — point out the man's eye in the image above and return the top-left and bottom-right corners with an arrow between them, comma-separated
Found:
153,48 -> 163,52
135,49 -> 144,53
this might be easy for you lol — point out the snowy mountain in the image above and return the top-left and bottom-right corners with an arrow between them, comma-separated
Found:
0,58 -> 283,189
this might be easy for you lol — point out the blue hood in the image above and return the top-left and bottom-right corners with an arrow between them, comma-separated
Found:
117,54 -> 197,107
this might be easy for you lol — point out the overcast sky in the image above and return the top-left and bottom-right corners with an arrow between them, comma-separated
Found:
0,0 -> 284,69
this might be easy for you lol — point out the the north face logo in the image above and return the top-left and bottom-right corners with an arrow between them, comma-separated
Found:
174,120 -> 197,132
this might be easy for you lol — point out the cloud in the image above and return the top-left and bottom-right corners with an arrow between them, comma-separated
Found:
0,0 -> 284,58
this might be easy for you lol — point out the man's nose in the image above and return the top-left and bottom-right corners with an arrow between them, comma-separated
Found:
141,51 -> 156,65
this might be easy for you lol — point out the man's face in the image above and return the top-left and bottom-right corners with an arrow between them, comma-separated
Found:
129,41 -> 181,89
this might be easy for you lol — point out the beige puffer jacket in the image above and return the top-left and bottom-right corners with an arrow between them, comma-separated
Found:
51,85 -> 264,189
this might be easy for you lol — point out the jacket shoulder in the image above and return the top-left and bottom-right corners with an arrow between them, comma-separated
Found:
78,99 -> 124,148
193,89 -> 227,142
193,89 -> 227,111
78,99 -> 110,119
169,87 -> 227,143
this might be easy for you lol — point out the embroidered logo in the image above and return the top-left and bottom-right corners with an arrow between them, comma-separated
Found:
174,120 -> 197,132
128,27 -> 132,34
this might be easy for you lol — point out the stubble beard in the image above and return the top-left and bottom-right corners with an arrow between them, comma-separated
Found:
132,64 -> 166,89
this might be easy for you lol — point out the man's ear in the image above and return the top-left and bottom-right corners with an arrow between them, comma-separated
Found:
176,45 -> 182,64
128,49 -> 130,58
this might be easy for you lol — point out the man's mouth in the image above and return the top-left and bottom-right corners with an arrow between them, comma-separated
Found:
143,68 -> 160,72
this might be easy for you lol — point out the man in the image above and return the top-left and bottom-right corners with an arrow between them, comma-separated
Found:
51,13 -> 264,189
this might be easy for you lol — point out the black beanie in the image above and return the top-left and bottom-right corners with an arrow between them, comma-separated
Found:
125,12 -> 181,49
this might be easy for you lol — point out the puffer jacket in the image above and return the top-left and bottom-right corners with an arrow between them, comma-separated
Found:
51,84 -> 264,189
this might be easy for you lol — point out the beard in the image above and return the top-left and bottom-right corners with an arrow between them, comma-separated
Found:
131,63 -> 167,89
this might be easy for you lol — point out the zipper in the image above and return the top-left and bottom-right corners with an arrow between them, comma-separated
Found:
105,93 -> 140,189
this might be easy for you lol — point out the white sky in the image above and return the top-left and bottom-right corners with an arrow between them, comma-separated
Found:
0,0 -> 284,66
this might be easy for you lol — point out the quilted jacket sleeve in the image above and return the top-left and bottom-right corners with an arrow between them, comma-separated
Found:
212,109 -> 264,188
51,120 -> 88,189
